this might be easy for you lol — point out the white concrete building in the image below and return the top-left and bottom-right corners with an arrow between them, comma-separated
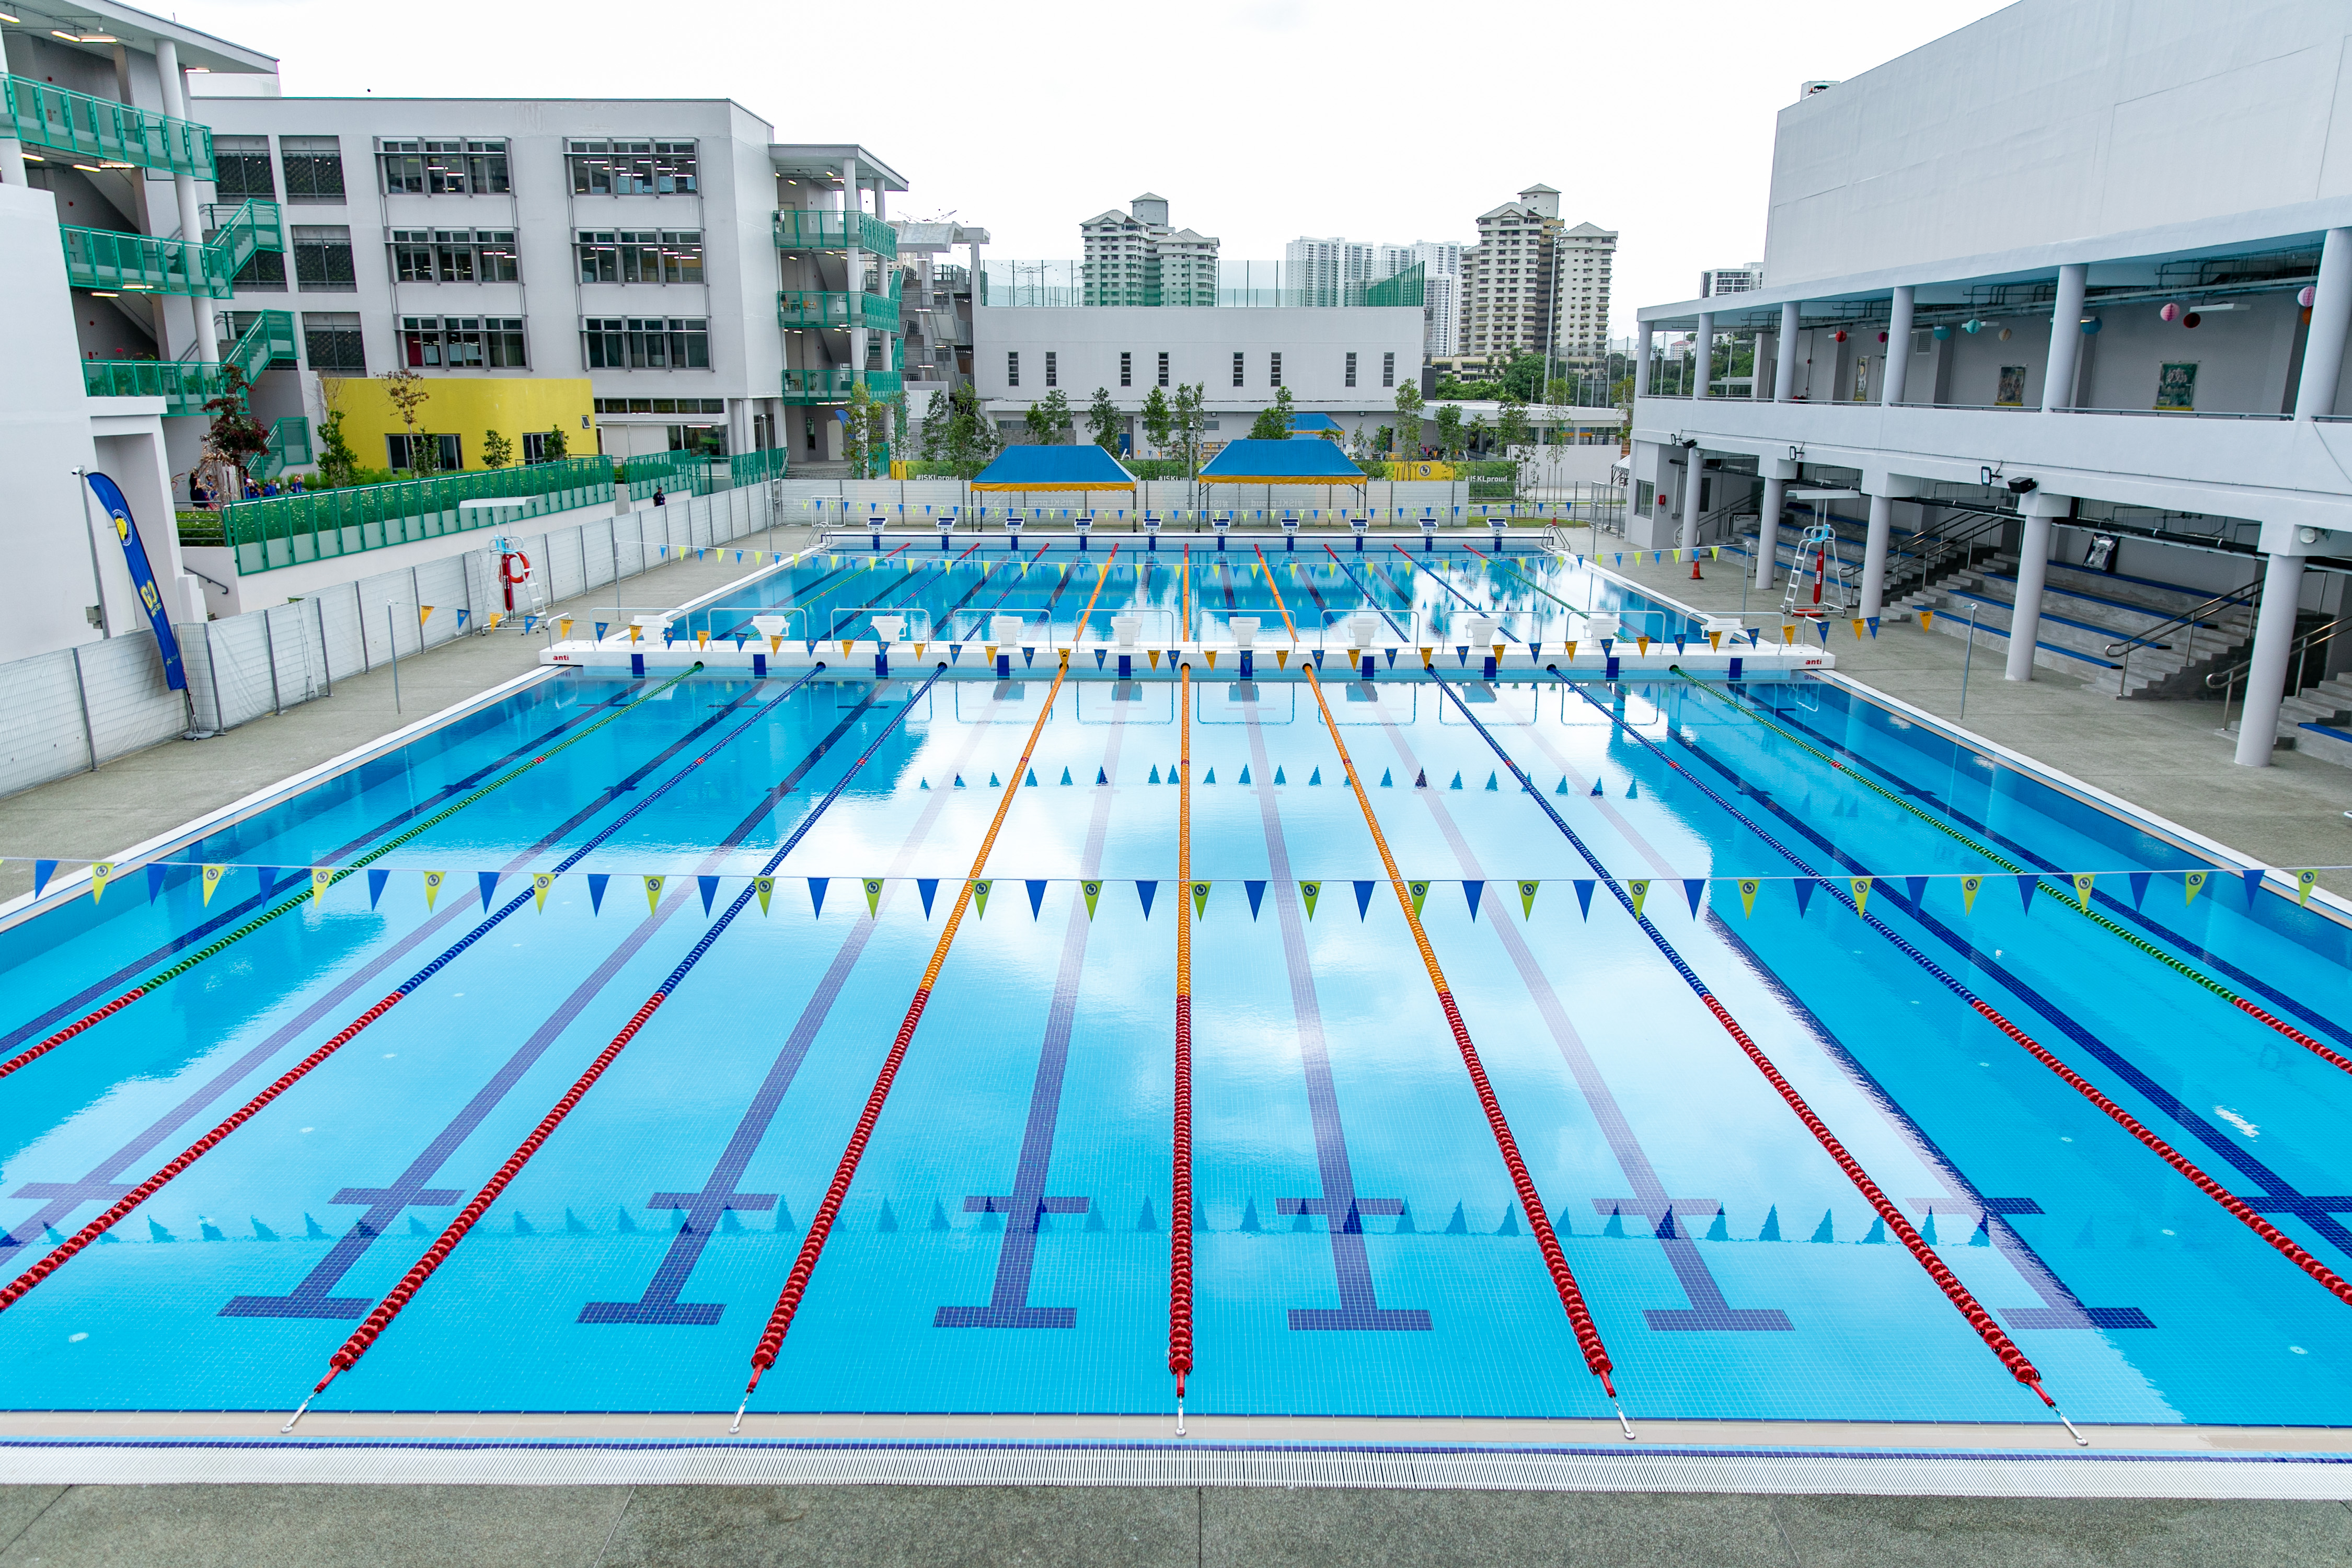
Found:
1701,262 -> 1763,297
1080,193 -> 1217,308
1287,235 -> 1461,357
1630,0 -> 2352,768
1459,186 -> 1615,370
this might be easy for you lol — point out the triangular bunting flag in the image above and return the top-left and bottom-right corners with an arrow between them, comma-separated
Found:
643,874 -> 664,915
146,863 -> 167,903
1353,880 -> 1376,920
2240,868 -> 2265,908
2071,872 -> 2095,910
917,878 -> 939,917
479,871 -> 501,910
199,863 -> 223,905
1028,880 -> 1048,919
1408,880 -> 1429,915
2184,869 -> 2207,905
2017,874 -> 2037,914
1850,876 -> 1872,917
1519,880 -> 1540,918
1299,881 -> 1320,919
534,872 -> 555,911
1683,879 -> 1707,916
368,868 -> 390,908
587,873 -> 609,914
2296,870 -> 2318,906
1136,880 -> 1157,919
1082,880 -> 1101,919
89,861 -> 113,902
310,867 -> 334,903
1793,878 -> 1815,917
1463,881 -> 1484,921
972,879 -> 991,918
423,870 -> 445,909
1191,881 -> 1210,918
2127,872 -> 2150,909
1628,879 -> 1648,916
1738,878 -> 1759,917
1961,874 -> 1982,914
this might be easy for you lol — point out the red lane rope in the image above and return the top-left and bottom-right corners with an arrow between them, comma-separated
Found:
1171,661 -> 1194,1409
734,549 -> 1123,1425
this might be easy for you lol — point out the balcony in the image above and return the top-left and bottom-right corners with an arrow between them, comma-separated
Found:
2,74 -> 212,179
61,199 -> 283,299
779,367 -> 901,403
772,209 -> 897,259
82,310 -> 298,414
776,289 -> 902,332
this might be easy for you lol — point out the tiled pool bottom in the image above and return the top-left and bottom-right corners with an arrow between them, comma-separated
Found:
1,670 -> 2349,1437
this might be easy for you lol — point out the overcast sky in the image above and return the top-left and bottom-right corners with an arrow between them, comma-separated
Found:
180,0 -> 2012,333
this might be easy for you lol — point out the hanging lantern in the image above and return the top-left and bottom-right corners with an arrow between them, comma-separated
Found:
1961,318 -> 1984,334
1931,324 -> 1952,340
2299,286 -> 2317,308
2080,317 -> 2103,335
1998,327 -> 2012,341
1831,329 -> 1848,343
2159,302 -> 2181,323
2182,312 -> 2201,329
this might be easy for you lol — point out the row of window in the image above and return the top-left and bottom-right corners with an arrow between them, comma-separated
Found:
237,313 -> 717,377
386,431 -> 563,469
1008,350 -> 1397,391
581,317 -> 712,370
400,316 -> 528,370
391,229 -> 519,283
234,226 -> 710,290
208,134 -> 702,204
575,230 -> 704,285
594,398 -> 728,415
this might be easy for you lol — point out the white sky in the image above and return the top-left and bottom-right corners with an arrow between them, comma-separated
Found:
177,0 -> 2013,334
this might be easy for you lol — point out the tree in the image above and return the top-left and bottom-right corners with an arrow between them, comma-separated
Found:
866,394 -> 896,479
540,423 -> 568,462
919,390 -> 949,463
1545,377 -> 1574,407
1169,381 -> 1208,504
1373,424 -> 1394,460
1392,381 -> 1425,458
843,381 -> 884,477
1248,383 -> 1296,442
1434,403 -> 1465,463
480,428 -> 513,469
941,383 -> 998,479
315,407 -> 360,489
1466,413 -> 1490,459
1025,388 -> 1073,445
1139,385 -> 1172,455
1085,386 -> 1123,453
1496,397 -> 1530,454
381,367 -> 431,473
1498,352 -> 1547,402
198,362 -> 269,499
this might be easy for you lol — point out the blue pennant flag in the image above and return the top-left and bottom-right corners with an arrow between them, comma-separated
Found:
1573,880 -> 1596,919
699,875 -> 720,916
2240,868 -> 2265,908
1026,880 -> 1047,919
478,871 -> 500,909
2127,872 -> 2150,909
1904,876 -> 1927,906
1463,881 -> 1484,921
1137,880 -> 1158,919
1353,880 -> 1376,920
367,869 -> 389,908
1244,880 -> 1267,919
146,862 -> 168,903
916,878 -> 939,917
2017,874 -> 2038,914
1682,879 -> 1707,916
1793,878 -> 1816,918
587,873 -> 609,914
809,877 -> 828,918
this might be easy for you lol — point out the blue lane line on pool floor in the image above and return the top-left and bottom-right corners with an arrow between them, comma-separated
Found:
936,714 -> 1127,1329
1745,693 -> 2352,1056
1641,714 -> 2352,1261
0,679 -> 631,1058
0,682 -> 797,1250
219,672 -> 848,1320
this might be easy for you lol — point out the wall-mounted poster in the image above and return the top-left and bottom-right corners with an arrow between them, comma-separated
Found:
1996,365 -> 2028,406
1852,355 -> 1872,401
2155,362 -> 2197,411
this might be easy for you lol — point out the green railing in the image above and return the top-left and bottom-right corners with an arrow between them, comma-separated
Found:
776,288 -> 902,332
60,199 -> 282,298
1363,262 -> 1426,309
219,457 -> 615,574
771,208 -> 897,258
619,448 -> 728,501
729,447 -> 789,486
2,73 -> 212,179
248,416 -> 313,483
80,309 -> 298,414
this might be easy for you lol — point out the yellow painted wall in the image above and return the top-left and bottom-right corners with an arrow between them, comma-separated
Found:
321,377 -> 598,472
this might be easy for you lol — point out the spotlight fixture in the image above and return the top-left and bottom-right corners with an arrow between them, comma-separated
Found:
2005,476 -> 2038,495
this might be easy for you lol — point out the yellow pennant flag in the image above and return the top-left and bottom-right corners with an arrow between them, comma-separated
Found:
1961,874 -> 1983,914
418,605 -> 434,625
913,643 -> 926,661
1781,624 -> 1796,646
1564,640 -> 1577,661
864,878 -> 884,916
1635,635 -> 1650,655
90,861 -> 114,903
1738,878 -> 1760,918
1408,880 -> 1429,916
629,624 -> 642,643
559,618 -> 573,639
1275,650 -> 1290,670
1850,875 -> 1873,917
1628,879 -> 1648,916
201,863 -> 225,906
1082,880 -> 1102,919
2297,869 -> 2319,906
488,612 -> 503,630
2184,869 -> 2208,905
769,635 -> 783,653
755,875 -> 775,915
1920,610 -> 1934,631
1205,650 -> 1217,670
2071,872 -> 2095,910
1518,880 -> 1539,918
311,867 -> 333,903
1710,546 -> 1722,560
1147,650 -> 1161,671
1708,631 -> 1722,651
423,870 -> 446,910
642,874 -> 664,914
840,639 -> 855,657
533,872 -> 555,910
1851,619 -> 1865,641
984,644 -> 999,665
1192,880 -> 1212,917
698,629 -> 711,650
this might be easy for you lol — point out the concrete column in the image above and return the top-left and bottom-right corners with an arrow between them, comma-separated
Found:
1773,302 -> 1801,400
1882,286 -> 1915,405
0,139 -> 27,185
2005,505 -> 2060,682
841,155 -> 865,395
1755,472 -> 1789,591
2293,227 -> 2352,420
1678,448 -> 1701,551
967,238 -> 982,307
1634,322 -> 1653,396
1690,311 -> 1714,399
1753,333 -> 1772,399
152,40 -> 217,364
2040,263 -> 2086,412
1858,492 -> 1894,621
2234,550 -> 2308,767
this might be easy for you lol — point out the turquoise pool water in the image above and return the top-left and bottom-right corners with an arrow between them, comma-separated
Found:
2,547 -> 2348,1428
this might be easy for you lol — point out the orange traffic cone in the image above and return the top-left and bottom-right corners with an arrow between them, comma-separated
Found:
1689,554 -> 1705,581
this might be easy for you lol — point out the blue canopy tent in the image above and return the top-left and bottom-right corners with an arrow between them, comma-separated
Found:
1286,411 -> 1344,439
969,445 -> 1138,492
1197,439 -> 1369,486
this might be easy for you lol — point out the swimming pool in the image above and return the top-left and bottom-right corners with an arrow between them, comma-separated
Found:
2,543 -> 2348,1435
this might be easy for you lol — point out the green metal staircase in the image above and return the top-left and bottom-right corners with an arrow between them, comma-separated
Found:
83,308 -> 300,414
60,197 -> 283,297
3,73 -> 213,178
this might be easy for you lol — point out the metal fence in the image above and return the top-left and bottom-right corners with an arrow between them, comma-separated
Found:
0,481 -> 795,803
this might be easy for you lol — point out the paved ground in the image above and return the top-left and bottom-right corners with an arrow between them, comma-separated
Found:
1588,539 -> 2352,898
0,1484 -> 2346,1566
0,531 -> 816,905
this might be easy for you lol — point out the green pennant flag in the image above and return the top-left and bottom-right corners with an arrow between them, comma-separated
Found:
972,879 -> 991,918
1628,879 -> 1648,916
1082,880 -> 1101,920
1299,880 -> 1321,919
756,875 -> 775,915
2071,872 -> 2095,910
864,878 -> 884,916
2183,869 -> 2207,905
1850,876 -> 1873,917
1961,874 -> 1982,915
643,874 -> 664,915
2297,869 -> 2319,906
1191,881 -> 1210,918
1738,878 -> 1759,918
1408,880 -> 1430,916
423,870 -> 445,910
533,872 -> 555,911
1518,880 -> 1539,918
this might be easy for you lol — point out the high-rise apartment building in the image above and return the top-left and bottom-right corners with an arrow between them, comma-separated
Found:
1701,262 -> 1765,296
1080,193 -> 1217,307
1284,235 -> 1460,354
1458,184 -> 1615,370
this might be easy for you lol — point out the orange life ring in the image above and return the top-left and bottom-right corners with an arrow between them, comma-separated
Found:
500,550 -> 534,585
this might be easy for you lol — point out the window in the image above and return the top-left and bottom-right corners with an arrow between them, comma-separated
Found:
522,431 -> 558,463
279,136 -> 344,203
574,229 -> 704,284
377,137 -> 509,195
1270,352 -> 1282,387
1382,351 -> 1395,389
1120,351 -> 1132,388
593,397 -> 725,414
1157,350 -> 1169,387
566,139 -> 698,195
1232,351 -> 1244,387
393,229 -> 519,283
292,225 -> 355,291
1006,351 -> 1019,387
401,316 -> 526,368
233,248 -> 286,292
303,312 -> 365,374
1045,351 -> 1057,388
1345,351 -> 1357,389
580,316 -> 710,370
213,136 -> 273,202
387,433 -> 462,470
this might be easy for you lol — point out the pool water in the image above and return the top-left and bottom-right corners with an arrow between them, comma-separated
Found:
2,552 -> 2349,1428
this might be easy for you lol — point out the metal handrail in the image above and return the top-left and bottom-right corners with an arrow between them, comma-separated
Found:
2105,580 -> 2261,659
2208,614 -> 2346,735
1894,508 -> 2009,590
